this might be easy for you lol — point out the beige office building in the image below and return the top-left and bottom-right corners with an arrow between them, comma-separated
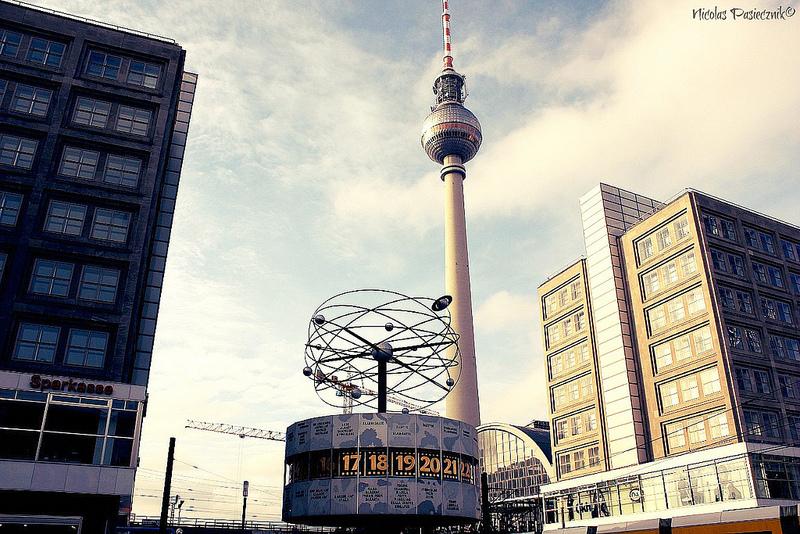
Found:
538,184 -> 800,531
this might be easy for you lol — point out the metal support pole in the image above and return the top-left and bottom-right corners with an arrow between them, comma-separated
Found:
378,360 -> 387,413
242,480 -> 249,532
481,471 -> 491,533
159,437 -> 176,534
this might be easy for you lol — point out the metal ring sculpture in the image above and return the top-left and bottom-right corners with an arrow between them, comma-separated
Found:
303,289 -> 461,412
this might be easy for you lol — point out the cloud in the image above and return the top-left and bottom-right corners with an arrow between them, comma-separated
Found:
23,0 -> 798,520
331,0 -> 800,231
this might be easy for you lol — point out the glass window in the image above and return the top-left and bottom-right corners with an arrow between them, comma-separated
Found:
90,208 -> 130,243
777,301 -> 794,324
745,328 -> 763,353
717,458 -> 750,500
780,376 -> 799,400
709,413 -> 730,438
654,342 -> 673,369
768,266 -> 784,288
0,79 -> 6,101
667,298 -> 685,323
761,233 -> 776,255
638,237 -> 654,261
681,250 -> 697,275
710,249 -> 727,272
664,261 -> 679,284
588,446 -> 600,466
78,265 -> 119,303
30,258 -> 73,297
719,287 -> 735,310
575,310 -> 585,331
729,326 -> 744,350
0,252 -> 6,280
0,190 -> 23,226
13,323 -> 59,362
661,382 -> 679,409
0,30 -> 22,57
103,437 -> 133,466
729,254 -> 746,278
674,217 -> 690,240
694,326 -> 713,354
59,147 -> 99,180
127,60 -> 160,88
675,336 -> 692,361
736,368 -> 754,393
86,51 -> 122,79
45,403 -> 108,434
0,399 -> 45,431
753,370 -> 771,394
688,420 -> 706,444
680,376 -> 699,401
666,467 -> 693,507
744,228 -> 758,248
73,97 -> 111,128
103,154 -> 141,187
700,367 -> 721,395
722,219 -> 737,241
11,84 -> 52,117
38,433 -> 103,464
736,290 -> 754,314
752,262 -> 768,284
648,306 -> 667,332
573,450 -> 586,470
657,227 -> 672,250
790,273 -> 800,295
790,416 -> 800,441
763,412 -> 781,438
644,271 -> 660,294
65,329 -> 108,368
115,105 -> 151,136
26,37 -> 66,67
45,200 -> 86,236
0,134 -> 38,169
686,288 -> 706,315
783,241 -> 798,261
703,214 -> 720,237
558,453 -> 571,476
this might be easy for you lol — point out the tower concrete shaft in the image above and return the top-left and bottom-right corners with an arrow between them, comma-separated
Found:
421,0 -> 482,427
442,155 -> 480,427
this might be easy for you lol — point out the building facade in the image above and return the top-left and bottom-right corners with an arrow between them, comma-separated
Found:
538,184 -> 800,531
0,2 -> 194,532
538,259 -> 608,480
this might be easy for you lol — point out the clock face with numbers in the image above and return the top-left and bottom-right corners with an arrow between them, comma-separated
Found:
283,413 -> 481,527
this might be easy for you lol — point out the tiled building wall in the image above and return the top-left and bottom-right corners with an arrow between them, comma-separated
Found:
579,184 -> 662,468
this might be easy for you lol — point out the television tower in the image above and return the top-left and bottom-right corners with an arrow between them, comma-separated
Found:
421,0 -> 482,427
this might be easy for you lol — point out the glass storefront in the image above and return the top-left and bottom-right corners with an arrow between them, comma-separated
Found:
752,454 -> 800,500
544,455 -> 753,525
0,388 -> 139,467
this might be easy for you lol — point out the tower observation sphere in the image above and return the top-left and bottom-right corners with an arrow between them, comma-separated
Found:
421,0 -> 482,428
421,74 -> 482,164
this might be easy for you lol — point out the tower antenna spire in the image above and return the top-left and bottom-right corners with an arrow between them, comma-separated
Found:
441,0 -> 454,69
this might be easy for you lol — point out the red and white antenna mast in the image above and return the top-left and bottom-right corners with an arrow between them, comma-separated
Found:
441,0 -> 454,69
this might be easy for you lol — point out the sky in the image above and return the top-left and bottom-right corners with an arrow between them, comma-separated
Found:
29,0 -> 800,521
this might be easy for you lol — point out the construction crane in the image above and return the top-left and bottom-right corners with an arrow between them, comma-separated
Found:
185,419 -> 286,441
314,369 -> 439,416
